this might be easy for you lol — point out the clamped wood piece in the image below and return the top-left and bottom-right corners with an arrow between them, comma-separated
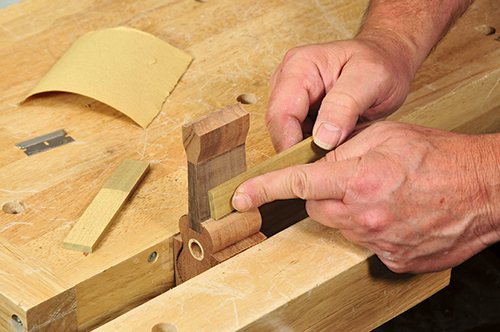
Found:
174,104 -> 266,284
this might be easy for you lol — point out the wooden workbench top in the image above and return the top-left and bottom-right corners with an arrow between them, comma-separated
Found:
1,0 -> 500,331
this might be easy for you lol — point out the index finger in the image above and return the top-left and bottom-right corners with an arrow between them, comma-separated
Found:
232,158 -> 352,211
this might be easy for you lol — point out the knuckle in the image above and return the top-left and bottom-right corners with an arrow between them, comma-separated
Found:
375,244 -> 414,273
258,179 -> 275,204
367,60 -> 393,80
282,45 -> 308,62
283,47 -> 299,60
283,47 -> 297,62
322,91 -> 362,116
349,167 -> 383,197
248,176 -> 272,206
288,167 -> 311,200
375,248 -> 407,273
369,120 -> 402,135
264,104 -> 282,127
383,261 -> 408,274
358,208 -> 391,232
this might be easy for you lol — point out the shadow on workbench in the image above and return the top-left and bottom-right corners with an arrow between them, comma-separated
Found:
375,243 -> 500,332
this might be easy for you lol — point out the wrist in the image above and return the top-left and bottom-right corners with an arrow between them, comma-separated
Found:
355,30 -> 423,80
355,0 -> 475,81
467,134 -> 500,246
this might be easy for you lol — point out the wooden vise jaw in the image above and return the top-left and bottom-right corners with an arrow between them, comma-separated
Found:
174,104 -> 266,285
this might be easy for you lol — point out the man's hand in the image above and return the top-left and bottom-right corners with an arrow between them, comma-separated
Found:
265,39 -> 414,152
251,0 -> 482,273
265,0 -> 475,153
233,122 -> 500,273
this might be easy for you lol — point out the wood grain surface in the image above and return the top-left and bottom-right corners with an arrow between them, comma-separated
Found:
1,0 -> 500,331
98,218 -> 451,332
183,104 -> 249,232
63,159 -> 150,253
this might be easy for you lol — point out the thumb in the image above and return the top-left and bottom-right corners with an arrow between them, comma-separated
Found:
232,159 -> 353,211
312,63 -> 382,150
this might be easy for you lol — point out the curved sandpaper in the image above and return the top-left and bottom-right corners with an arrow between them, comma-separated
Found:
24,27 -> 192,128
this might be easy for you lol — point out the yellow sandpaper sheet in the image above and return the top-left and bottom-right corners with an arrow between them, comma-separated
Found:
24,27 -> 192,128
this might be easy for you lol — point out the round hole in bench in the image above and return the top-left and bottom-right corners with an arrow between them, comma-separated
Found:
476,25 -> 496,35
2,201 -> 26,214
11,315 -> 24,331
152,322 -> 178,332
237,93 -> 258,105
148,251 -> 158,263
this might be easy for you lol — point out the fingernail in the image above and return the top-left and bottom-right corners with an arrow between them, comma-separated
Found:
314,122 -> 342,150
232,192 -> 252,211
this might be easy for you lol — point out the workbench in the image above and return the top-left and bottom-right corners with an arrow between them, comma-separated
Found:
1,0 -> 499,331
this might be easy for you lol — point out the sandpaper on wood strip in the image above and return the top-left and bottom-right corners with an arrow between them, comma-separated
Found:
23,27 -> 192,128
208,136 -> 328,220
63,159 -> 150,253
208,118 -> 384,220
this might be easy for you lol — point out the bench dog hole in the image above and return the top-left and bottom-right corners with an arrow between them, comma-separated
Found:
152,322 -> 178,332
11,314 -> 23,331
148,251 -> 158,263
2,201 -> 26,214
237,93 -> 258,105
476,25 -> 496,35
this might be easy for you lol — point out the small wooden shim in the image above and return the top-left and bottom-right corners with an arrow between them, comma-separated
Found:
63,159 -> 149,253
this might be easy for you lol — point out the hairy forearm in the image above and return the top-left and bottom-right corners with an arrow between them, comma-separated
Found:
357,0 -> 475,75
